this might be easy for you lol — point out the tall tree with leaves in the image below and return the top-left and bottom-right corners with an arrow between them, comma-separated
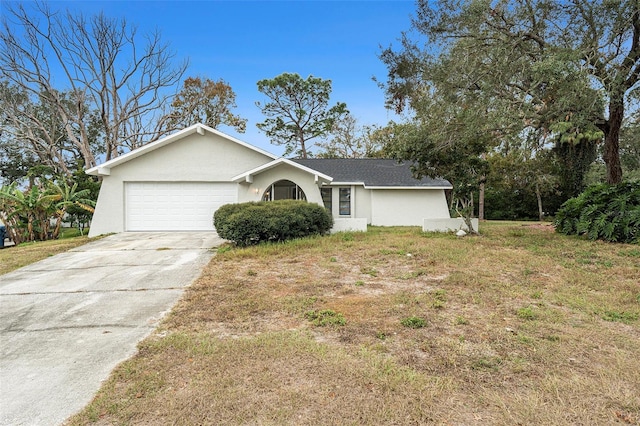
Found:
385,108 -> 490,233
0,181 -> 56,243
620,113 -> 640,180
256,73 -> 348,158
165,77 -> 247,133
48,180 -> 95,239
0,167 -> 96,243
485,148 -> 559,220
316,114 -> 386,158
0,1 -> 187,168
381,0 -> 639,185
0,80 -> 98,177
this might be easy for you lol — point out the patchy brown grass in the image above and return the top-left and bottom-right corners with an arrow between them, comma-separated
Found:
67,223 -> 640,425
0,235 -> 92,274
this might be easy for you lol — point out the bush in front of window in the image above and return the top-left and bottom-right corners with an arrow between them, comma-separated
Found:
214,200 -> 333,246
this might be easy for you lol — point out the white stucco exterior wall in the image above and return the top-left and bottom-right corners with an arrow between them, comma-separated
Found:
354,186 -> 371,223
370,189 -> 450,226
236,163 -> 324,206
89,131 -> 273,237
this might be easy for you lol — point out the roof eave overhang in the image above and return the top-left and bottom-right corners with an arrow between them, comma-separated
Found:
325,182 -> 452,190
324,181 -> 365,186
364,185 -> 453,190
232,158 -> 333,184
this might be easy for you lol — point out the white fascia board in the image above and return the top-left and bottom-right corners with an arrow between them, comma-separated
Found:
231,159 -> 282,182
96,166 -> 111,176
364,185 -> 453,190
232,158 -> 333,183
280,158 -> 333,182
85,123 -> 279,176
325,181 -> 365,186
85,165 -> 112,176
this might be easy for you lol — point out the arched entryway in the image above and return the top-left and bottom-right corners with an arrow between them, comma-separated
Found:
262,180 -> 307,201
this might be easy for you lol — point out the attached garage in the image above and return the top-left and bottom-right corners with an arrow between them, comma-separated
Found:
124,182 -> 237,231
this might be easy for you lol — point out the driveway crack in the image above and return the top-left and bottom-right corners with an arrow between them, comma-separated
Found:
3,324 -> 147,333
0,287 -> 185,296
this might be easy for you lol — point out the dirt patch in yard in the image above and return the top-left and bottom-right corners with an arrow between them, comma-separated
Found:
521,222 -> 556,231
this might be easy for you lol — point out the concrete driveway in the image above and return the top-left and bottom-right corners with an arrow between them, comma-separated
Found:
0,232 -> 223,426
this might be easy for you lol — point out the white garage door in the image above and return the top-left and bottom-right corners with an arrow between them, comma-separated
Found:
125,182 -> 237,231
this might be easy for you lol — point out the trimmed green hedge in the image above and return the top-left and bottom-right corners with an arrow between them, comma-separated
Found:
214,200 -> 333,246
554,181 -> 640,244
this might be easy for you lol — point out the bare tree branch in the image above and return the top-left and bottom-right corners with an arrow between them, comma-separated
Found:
0,1 -> 187,170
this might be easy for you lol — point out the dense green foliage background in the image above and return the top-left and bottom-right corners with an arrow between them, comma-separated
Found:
554,181 -> 640,243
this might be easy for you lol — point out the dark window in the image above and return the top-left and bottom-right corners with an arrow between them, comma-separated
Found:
320,187 -> 332,211
339,188 -> 351,216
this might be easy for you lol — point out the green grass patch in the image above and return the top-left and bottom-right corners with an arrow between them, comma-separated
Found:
400,316 -> 427,329
471,356 -> 502,371
360,266 -> 378,277
305,309 -> 346,327
619,248 -> 640,258
601,311 -> 639,324
454,316 -> 469,325
516,306 -> 538,320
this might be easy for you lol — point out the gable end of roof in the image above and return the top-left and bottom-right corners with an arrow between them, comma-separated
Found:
86,123 -> 278,176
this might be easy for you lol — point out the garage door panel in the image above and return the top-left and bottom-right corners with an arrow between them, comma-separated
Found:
125,182 -> 237,231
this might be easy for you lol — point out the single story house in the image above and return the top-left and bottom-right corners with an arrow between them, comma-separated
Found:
86,123 -> 471,237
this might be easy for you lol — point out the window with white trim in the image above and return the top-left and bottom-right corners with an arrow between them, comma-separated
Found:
262,180 -> 306,201
320,187 -> 332,212
339,187 -> 351,216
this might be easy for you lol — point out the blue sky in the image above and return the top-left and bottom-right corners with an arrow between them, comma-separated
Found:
41,0 -> 418,156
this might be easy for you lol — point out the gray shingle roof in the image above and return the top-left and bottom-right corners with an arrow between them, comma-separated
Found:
292,159 -> 451,188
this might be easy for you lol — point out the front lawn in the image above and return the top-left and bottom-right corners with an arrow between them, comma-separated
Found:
67,222 -> 640,425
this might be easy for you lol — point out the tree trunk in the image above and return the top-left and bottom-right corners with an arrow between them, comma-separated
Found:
52,215 -> 63,239
603,98 -> 624,184
456,196 -> 476,234
299,132 -> 308,159
27,215 -> 34,242
535,182 -> 544,221
0,213 -> 22,245
8,226 -> 21,245
478,182 -> 485,220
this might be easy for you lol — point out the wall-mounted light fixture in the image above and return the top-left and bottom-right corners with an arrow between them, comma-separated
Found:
254,188 -> 260,195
